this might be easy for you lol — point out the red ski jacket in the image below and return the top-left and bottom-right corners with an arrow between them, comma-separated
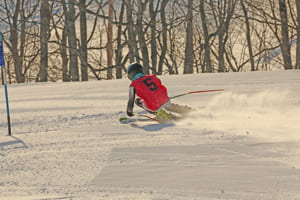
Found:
130,75 -> 169,111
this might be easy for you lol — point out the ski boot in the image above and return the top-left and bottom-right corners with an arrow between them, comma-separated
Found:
155,109 -> 177,123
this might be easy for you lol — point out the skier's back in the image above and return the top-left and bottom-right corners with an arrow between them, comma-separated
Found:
126,63 -> 192,121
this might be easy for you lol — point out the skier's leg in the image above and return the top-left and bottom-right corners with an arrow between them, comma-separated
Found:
135,98 -> 156,114
135,99 -> 174,121
164,101 -> 193,114
153,101 -> 180,122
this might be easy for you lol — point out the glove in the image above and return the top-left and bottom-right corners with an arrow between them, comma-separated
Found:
127,111 -> 134,117
135,98 -> 143,107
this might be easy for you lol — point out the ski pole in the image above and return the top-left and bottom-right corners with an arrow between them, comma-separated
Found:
170,89 -> 224,99
138,114 -> 160,123
0,32 -> 12,136
131,113 -> 160,123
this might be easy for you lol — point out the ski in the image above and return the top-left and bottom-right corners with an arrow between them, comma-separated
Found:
119,111 -> 181,124
119,114 -> 160,124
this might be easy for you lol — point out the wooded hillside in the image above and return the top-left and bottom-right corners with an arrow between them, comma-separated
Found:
0,0 -> 299,83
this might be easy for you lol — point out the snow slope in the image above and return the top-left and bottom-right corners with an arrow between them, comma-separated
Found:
0,70 -> 300,200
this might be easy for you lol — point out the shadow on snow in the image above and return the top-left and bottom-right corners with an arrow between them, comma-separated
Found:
129,122 -> 175,131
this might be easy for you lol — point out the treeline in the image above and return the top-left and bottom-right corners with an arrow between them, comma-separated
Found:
0,0 -> 299,83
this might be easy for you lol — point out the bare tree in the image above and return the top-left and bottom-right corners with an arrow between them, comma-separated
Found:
39,0 -> 50,82
115,0 -> 126,79
64,1 -> 79,81
199,0 -> 213,72
137,0 -> 150,74
149,0 -> 157,74
210,0 -> 237,72
240,0 -> 255,71
184,0 -> 194,74
278,0 -> 292,69
125,0 -> 139,63
158,0 -> 169,75
62,25 -> 70,81
7,0 -> 24,83
107,0 -> 114,79
0,0 -> 40,83
52,2 -> 69,82
79,0 -> 88,81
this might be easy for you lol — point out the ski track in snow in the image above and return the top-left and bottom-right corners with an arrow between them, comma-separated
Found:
0,70 -> 300,199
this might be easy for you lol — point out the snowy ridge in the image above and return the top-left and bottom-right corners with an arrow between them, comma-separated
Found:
0,70 -> 300,200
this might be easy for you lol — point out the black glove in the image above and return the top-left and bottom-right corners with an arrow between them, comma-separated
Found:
135,98 -> 143,107
127,111 -> 134,117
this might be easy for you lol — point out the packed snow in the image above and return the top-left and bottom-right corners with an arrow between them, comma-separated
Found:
0,70 -> 300,200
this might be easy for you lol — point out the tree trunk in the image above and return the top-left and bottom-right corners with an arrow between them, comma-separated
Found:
158,0 -> 168,75
137,0 -> 150,74
9,0 -> 25,83
218,32 -> 226,72
240,0 -> 255,71
62,26 -> 69,82
116,0 -> 125,79
79,0 -> 88,81
61,1 -> 70,81
149,0 -> 157,74
66,1 -> 79,81
107,0 -> 114,79
184,0 -> 194,74
39,0 -> 50,82
278,0 -> 292,69
215,0 -> 236,72
19,11 -> 26,80
199,0 -> 212,72
125,0 -> 139,63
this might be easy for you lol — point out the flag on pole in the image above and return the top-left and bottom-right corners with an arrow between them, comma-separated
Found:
0,32 -> 12,136
0,34 -> 4,65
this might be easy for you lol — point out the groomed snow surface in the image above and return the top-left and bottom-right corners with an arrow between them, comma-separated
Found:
0,70 -> 300,200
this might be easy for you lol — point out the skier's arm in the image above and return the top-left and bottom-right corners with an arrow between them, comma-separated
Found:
126,86 -> 136,116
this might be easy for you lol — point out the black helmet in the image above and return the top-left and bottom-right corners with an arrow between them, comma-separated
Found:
127,63 -> 143,80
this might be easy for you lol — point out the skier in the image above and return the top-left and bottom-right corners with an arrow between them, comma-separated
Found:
126,62 -> 191,122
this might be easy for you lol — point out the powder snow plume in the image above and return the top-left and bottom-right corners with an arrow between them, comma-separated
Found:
179,90 -> 300,141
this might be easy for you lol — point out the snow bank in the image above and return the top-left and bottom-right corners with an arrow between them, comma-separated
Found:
0,70 -> 299,200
